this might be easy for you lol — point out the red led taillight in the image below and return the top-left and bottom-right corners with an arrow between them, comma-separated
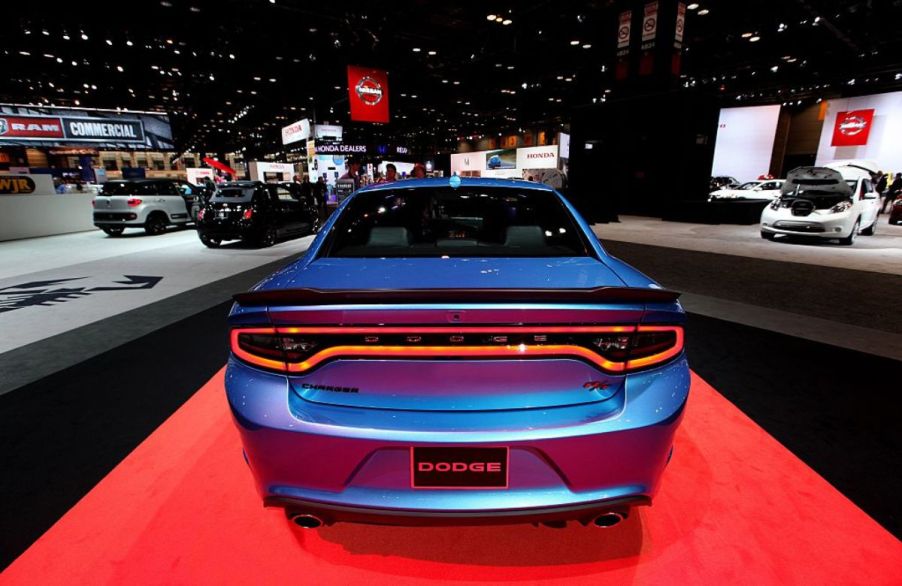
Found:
127,197 -> 142,207
230,325 -> 684,374
242,208 -> 253,220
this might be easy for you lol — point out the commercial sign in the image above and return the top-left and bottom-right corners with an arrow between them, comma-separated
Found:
617,10 -> 632,50
0,107 -> 169,148
281,119 -> 310,145
831,109 -> 875,147
314,124 -> 343,140
347,65 -> 390,123
641,1 -> 658,43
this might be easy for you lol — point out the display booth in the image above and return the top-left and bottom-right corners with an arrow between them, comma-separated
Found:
248,161 -> 294,182
186,167 -> 215,185
0,174 -> 94,241
815,90 -> 902,171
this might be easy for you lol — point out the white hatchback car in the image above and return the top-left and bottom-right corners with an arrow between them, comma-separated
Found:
709,179 -> 784,202
760,164 -> 880,245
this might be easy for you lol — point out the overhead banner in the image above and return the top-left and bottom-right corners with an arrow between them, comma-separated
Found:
281,119 -> 310,145
641,1 -> 658,43
0,106 -> 171,149
674,2 -> 686,46
617,10 -> 632,50
347,65 -> 390,123
314,124 -> 343,140
830,109 -> 875,147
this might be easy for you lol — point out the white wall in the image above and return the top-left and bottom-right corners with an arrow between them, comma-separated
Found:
815,91 -> 902,171
0,193 -> 95,241
711,105 -> 781,183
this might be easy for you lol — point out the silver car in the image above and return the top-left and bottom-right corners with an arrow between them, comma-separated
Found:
92,179 -> 203,236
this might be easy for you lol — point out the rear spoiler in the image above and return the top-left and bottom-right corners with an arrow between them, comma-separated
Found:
233,287 -> 681,307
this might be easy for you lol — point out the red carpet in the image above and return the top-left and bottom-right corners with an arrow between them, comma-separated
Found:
3,370 -> 900,585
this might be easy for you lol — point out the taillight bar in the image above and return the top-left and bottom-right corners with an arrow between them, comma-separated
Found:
230,325 -> 684,374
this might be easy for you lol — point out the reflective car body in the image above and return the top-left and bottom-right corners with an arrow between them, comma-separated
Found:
761,164 -> 880,244
709,179 -> 784,201
196,181 -> 319,247
226,178 -> 689,527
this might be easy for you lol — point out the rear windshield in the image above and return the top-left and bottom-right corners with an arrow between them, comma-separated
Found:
323,186 -> 591,258
211,187 -> 257,202
101,182 -> 171,196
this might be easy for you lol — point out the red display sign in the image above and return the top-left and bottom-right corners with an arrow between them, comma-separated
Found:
831,109 -> 875,147
347,66 -> 390,124
0,116 -> 65,139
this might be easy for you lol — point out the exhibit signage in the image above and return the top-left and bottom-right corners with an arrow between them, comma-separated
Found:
641,1 -> 658,44
314,124 -> 343,140
831,109 -> 875,147
281,119 -> 310,145
347,65 -> 390,123
517,145 -> 559,170
674,2 -> 686,46
315,143 -> 368,154
617,10 -> 632,51
0,175 -> 36,194
0,106 -> 171,148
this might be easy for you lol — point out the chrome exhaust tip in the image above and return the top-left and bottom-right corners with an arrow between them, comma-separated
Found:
592,511 -> 627,528
289,513 -> 324,529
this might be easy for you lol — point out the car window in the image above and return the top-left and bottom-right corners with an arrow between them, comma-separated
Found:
212,186 -> 256,202
760,182 -> 778,190
154,182 -> 178,196
738,182 -> 759,190
324,186 -> 591,258
276,187 -> 295,202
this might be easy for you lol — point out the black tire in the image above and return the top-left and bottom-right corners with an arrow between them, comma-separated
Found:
101,227 -> 124,237
760,230 -> 775,241
839,219 -> 860,245
860,219 -> 876,236
199,234 -> 221,248
144,213 -> 168,235
258,225 -> 277,247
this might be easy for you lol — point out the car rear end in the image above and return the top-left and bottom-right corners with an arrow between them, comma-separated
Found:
225,180 -> 690,527
196,182 -> 264,242
92,181 -> 151,228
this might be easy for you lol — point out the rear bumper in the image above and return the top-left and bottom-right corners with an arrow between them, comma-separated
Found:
226,356 -> 690,522
93,211 -> 141,226
265,495 -> 650,526
197,224 -> 260,241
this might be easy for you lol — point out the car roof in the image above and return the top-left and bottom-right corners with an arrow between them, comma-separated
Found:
356,176 -> 556,193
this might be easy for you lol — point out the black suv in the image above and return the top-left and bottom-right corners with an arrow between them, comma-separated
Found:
195,181 -> 319,247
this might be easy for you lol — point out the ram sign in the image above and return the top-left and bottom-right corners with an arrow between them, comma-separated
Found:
0,106 -> 172,149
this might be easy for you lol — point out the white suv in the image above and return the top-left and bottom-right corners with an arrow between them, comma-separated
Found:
93,179 -> 203,236
760,163 -> 880,245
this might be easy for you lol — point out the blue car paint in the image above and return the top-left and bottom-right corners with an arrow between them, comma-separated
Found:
226,177 -> 690,524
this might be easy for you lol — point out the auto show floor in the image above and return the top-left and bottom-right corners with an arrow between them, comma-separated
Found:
2,223 -> 901,581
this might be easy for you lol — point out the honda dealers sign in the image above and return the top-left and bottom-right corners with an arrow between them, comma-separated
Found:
347,65 -> 390,123
0,114 -> 145,142
281,119 -> 310,145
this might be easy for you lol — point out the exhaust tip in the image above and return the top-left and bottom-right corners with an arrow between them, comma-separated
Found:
289,513 -> 324,529
592,511 -> 627,528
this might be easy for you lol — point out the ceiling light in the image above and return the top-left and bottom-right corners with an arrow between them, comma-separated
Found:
687,3 -> 699,9
570,40 -> 580,46
495,16 -> 503,22
749,36 -> 760,42
19,51 -> 31,56
81,33 -> 89,40
502,19 -> 512,25
582,44 -> 592,49
412,47 -> 421,52
486,14 -> 496,20
41,29 -> 49,36
698,9 -> 709,15
117,65 -> 124,72
63,34 -> 70,40
126,40 -> 133,46
106,39 -> 113,45
741,32 -> 753,38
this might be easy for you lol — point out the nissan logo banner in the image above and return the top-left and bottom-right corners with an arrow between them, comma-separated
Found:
831,109 -> 875,147
0,106 -> 172,149
347,65 -> 390,123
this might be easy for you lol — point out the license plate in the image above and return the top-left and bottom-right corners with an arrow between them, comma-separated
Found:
411,447 -> 509,489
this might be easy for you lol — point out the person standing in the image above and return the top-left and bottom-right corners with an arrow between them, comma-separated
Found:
410,163 -> 427,179
380,163 -> 398,183
313,176 -> 327,220
875,171 -> 888,213
883,172 -> 902,214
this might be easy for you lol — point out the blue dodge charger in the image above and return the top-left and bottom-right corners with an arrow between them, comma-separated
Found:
226,177 -> 689,529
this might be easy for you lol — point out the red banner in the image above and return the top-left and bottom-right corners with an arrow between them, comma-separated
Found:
0,115 -> 64,139
347,65 -> 389,123
831,109 -> 875,147
202,157 -> 238,177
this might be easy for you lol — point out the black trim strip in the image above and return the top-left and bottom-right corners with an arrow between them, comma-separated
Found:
233,286 -> 681,306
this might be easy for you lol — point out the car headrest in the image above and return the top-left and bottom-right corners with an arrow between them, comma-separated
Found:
504,225 -> 545,247
367,226 -> 410,246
